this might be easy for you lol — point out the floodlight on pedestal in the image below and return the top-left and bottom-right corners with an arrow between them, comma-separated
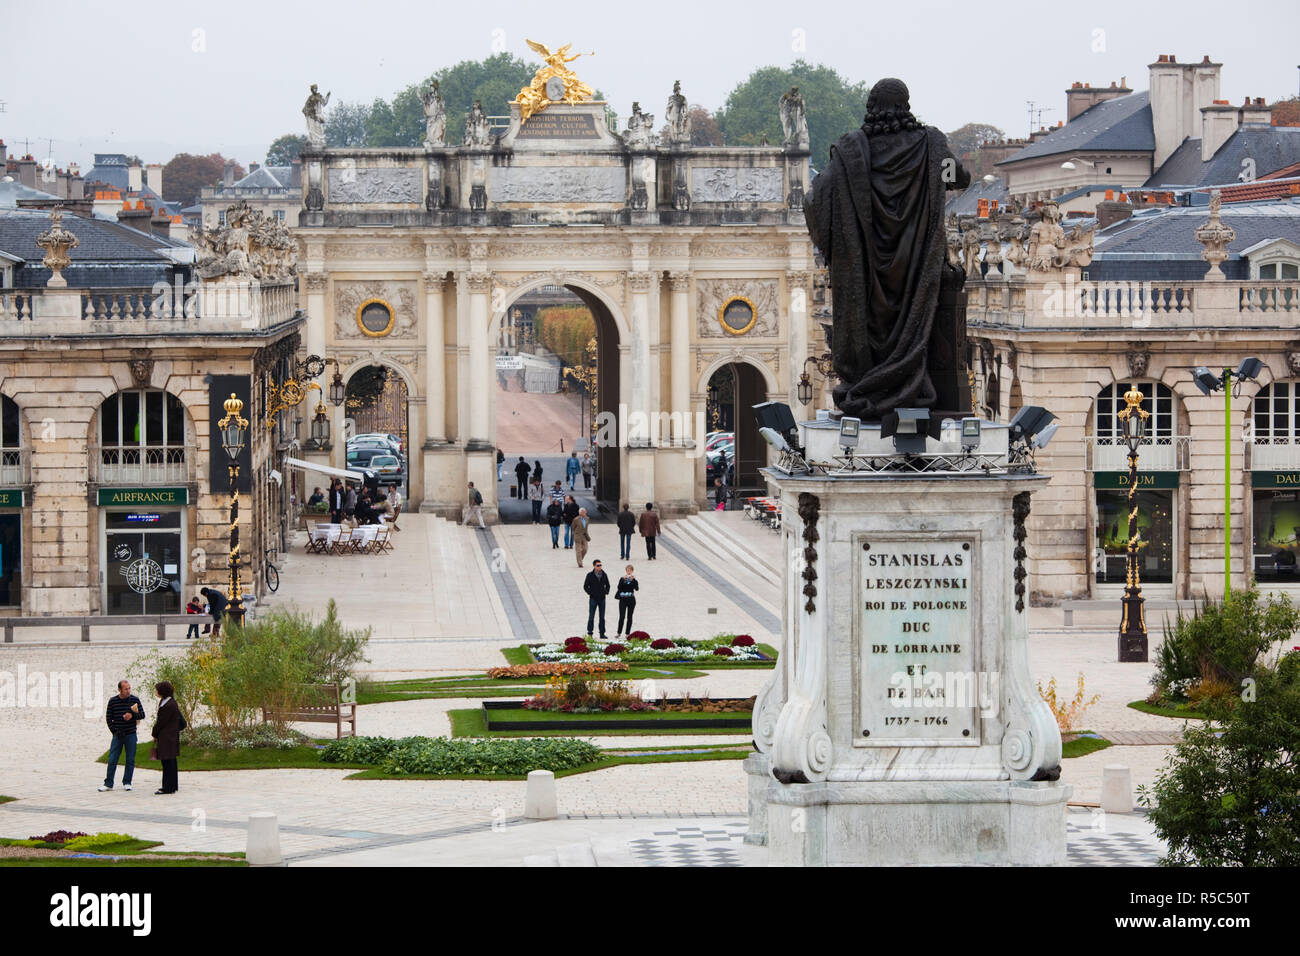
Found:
881,407 -> 930,454
1236,357 -> 1262,382
838,416 -> 861,456
960,417 -> 981,451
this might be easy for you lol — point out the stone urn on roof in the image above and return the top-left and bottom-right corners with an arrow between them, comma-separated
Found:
35,207 -> 79,288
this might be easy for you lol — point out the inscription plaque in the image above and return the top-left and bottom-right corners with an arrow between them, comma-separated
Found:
516,112 -> 601,139
856,535 -> 980,746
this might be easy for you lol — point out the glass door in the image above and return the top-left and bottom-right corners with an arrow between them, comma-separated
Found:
105,511 -> 182,614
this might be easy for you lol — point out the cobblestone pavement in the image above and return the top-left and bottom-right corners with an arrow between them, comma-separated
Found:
0,513 -> 1179,864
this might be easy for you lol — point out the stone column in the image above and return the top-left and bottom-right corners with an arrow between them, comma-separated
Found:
423,272 -> 446,443
668,272 -> 691,443
302,272 -> 327,361
465,272 -> 492,447
786,270 -> 812,410
627,272 -> 653,441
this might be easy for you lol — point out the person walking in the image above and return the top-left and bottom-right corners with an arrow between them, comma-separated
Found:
150,680 -> 184,795
496,448 -> 505,482
532,459 -> 544,486
615,565 -> 639,637
581,451 -> 594,490
465,481 -> 486,529
572,507 -> 592,567
184,595 -> 204,639
390,487 -> 403,531
513,456 -> 531,500
616,503 -> 636,560
562,494 -> 580,549
638,502 -> 660,560
546,496 -> 564,548
565,451 -> 581,489
343,483 -> 358,522
328,479 -> 345,524
583,559 -> 610,640
199,586 -> 227,637
550,480 -> 565,508
714,476 -> 727,511
528,476 -> 544,523
98,679 -> 145,792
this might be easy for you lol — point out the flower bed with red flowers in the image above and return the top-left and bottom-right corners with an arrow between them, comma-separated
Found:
529,633 -> 770,664
486,662 -> 629,679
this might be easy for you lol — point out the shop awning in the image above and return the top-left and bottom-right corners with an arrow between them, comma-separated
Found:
283,456 -> 366,481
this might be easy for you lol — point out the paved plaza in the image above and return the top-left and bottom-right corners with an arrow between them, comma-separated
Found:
0,510 -> 1177,865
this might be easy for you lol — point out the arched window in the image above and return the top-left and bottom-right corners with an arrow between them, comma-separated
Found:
1095,381 -> 1174,442
0,394 -> 22,485
1252,381 -> 1300,447
98,389 -> 187,484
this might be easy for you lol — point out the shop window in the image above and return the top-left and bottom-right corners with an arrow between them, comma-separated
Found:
1095,489 -> 1174,585
1253,489 -> 1300,582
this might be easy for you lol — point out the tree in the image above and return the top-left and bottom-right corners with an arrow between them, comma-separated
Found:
945,122 -> 1005,155
715,60 -> 869,168
265,134 -> 308,166
161,153 -> 242,206
363,98 -> 402,148
325,101 -> 371,148
1270,96 -> 1300,127
384,53 -> 536,146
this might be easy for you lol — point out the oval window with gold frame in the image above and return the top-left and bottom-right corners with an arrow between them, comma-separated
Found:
718,295 -> 757,335
356,298 -> 395,337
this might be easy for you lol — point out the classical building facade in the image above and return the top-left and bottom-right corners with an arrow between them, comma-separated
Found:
965,193 -> 1300,601
294,85 -> 816,519
0,209 -> 303,616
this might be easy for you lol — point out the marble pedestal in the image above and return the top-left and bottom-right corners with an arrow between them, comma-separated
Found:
750,434 -> 1069,865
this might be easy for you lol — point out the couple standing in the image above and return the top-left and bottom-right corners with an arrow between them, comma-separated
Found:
583,561 -> 640,639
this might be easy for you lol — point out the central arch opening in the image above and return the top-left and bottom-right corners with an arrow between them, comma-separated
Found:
703,362 -> 767,507
493,283 -> 621,522
344,364 -> 410,499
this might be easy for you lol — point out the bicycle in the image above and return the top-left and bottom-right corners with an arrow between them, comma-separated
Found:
264,547 -> 280,593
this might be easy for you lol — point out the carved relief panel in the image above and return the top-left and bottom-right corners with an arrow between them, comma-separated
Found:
333,280 -> 419,341
695,278 -> 780,338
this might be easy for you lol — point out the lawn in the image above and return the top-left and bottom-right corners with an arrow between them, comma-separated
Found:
0,857 -> 246,867
96,740 -> 371,773
0,796 -> 14,805
1061,732 -> 1113,759
449,707 -> 754,738
357,664 -> 710,704
1127,699 -> 1216,720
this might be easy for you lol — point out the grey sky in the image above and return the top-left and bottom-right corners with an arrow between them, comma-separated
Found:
3,0 -> 1298,170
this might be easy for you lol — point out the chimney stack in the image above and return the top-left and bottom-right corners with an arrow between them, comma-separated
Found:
1149,53 -> 1221,168
127,163 -> 142,193
222,160 -> 237,187
1064,76 -> 1133,121
146,162 -> 163,198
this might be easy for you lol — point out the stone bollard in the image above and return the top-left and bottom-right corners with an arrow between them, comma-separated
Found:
246,811 -> 283,865
524,769 -> 557,820
1100,765 -> 1133,814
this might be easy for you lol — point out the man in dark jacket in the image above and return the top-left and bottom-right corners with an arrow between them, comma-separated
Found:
328,479 -> 345,523
637,502 -> 661,560
562,495 -> 580,549
616,503 -> 636,560
546,498 -> 564,549
514,456 -> 531,499
583,560 -> 610,639
200,586 -> 228,637
99,679 -> 145,791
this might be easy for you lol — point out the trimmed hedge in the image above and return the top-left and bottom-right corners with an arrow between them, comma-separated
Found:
319,735 -> 602,776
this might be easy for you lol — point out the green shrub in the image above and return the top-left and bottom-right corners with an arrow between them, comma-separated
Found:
62,832 -> 137,852
1152,589 -> 1299,702
321,735 -> 601,775
130,599 -> 369,743
1140,664 -> 1300,866
182,724 -> 308,751
319,735 -> 400,765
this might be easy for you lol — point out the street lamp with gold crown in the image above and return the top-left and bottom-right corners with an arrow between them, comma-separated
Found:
1116,385 -> 1150,662
218,393 -> 249,629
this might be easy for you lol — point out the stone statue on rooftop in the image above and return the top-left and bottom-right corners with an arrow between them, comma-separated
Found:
665,80 -> 690,145
803,78 -> 971,420
779,87 -> 809,149
464,101 -> 492,147
303,84 -> 331,148
624,102 -> 657,149
422,80 -> 446,148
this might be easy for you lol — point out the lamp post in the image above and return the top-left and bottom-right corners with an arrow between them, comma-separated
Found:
1117,386 -> 1150,662
1193,358 -> 1262,600
218,393 -> 249,630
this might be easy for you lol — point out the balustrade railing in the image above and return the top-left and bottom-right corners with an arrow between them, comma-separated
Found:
0,280 -> 297,332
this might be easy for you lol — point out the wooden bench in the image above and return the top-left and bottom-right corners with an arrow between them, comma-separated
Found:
261,682 -> 357,739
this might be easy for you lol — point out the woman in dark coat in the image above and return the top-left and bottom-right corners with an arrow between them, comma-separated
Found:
532,460 -> 544,484
151,680 -> 183,795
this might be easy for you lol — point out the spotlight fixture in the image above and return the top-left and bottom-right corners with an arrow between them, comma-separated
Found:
753,401 -> 801,456
838,416 -> 861,456
880,407 -> 930,454
960,417 -> 981,451
1008,406 -> 1056,446
1193,366 -> 1222,396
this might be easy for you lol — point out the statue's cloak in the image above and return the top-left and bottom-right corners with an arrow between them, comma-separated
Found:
805,126 -> 966,419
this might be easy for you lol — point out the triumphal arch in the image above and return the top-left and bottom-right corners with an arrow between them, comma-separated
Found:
295,46 -> 816,519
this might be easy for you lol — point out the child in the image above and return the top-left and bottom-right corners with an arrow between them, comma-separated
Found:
185,595 -> 205,639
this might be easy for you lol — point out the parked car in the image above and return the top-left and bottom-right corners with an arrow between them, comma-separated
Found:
352,432 -> 403,455
366,454 -> 405,486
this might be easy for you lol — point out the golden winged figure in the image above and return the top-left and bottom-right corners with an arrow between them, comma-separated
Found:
515,39 -> 596,122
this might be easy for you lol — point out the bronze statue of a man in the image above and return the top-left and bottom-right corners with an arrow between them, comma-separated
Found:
805,78 -> 971,420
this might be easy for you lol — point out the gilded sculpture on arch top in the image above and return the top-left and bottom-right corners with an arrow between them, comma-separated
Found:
514,39 -> 596,122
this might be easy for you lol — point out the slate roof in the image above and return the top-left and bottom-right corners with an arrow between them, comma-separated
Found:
228,165 -> 293,190
1146,126 -> 1300,187
1093,198 -> 1300,260
0,180 -> 60,208
997,92 -> 1154,165
0,208 -> 188,264
945,176 -> 1009,216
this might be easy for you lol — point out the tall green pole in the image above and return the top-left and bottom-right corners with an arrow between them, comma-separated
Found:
1224,370 -> 1231,602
